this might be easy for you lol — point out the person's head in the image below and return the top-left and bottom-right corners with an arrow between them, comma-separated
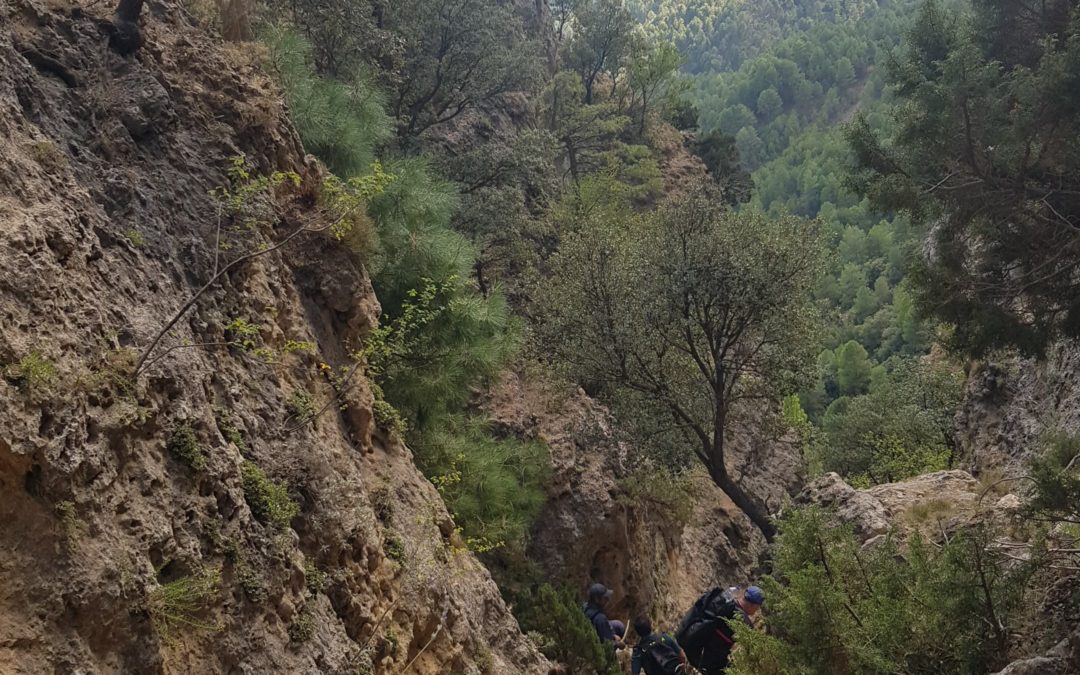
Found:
632,615 -> 653,638
587,582 -> 613,607
609,620 -> 626,638
739,585 -> 765,615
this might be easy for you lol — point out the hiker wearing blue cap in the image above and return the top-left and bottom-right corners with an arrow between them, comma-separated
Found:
583,583 -> 624,648
675,584 -> 764,674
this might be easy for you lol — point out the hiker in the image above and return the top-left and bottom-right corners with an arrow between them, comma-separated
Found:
631,615 -> 687,675
675,585 -> 764,674
583,583 -> 624,647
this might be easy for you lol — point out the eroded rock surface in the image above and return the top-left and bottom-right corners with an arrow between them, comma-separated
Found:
485,372 -> 802,627
0,2 -> 545,672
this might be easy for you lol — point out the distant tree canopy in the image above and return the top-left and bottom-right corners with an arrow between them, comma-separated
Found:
565,0 -> 637,103
848,0 -> 1080,357
537,185 -> 825,540
383,0 -> 541,142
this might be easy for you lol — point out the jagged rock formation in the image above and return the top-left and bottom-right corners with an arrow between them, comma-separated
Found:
0,2 -> 546,672
956,342 -> 1080,475
484,372 -> 802,628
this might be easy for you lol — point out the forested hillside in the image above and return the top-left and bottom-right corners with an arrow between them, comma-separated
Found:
630,0 -> 971,486
3,0 -> 1079,672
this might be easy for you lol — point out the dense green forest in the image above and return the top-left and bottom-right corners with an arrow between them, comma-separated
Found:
630,0 -> 973,486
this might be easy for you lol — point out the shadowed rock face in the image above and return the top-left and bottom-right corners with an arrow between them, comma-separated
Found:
956,343 -> 1080,476
483,372 -> 802,628
0,3 -> 547,673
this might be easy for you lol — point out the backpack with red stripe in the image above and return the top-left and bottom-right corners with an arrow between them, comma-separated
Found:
674,587 -> 738,668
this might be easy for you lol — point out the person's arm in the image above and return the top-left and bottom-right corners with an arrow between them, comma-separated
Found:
595,614 -> 615,643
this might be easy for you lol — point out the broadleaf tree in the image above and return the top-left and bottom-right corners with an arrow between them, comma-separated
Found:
537,184 -> 826,540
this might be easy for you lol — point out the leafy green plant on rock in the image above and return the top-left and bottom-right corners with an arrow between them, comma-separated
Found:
148,568 -> 222,640
55,500 -> 82,548
5,351 -> 57,396
304,561 -> 327,595
285,389 -> 317,425
167,422 -> 206,471
241,460 -> 299,529
132,156 -> 391,380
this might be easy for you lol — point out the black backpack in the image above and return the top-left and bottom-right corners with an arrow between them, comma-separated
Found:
639,634 -> 683,675
675,588 -> 738,664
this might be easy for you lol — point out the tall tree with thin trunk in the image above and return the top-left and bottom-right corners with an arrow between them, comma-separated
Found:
536,185 -> 825,541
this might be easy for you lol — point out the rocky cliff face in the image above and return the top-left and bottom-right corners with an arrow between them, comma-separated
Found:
956,342 -> 1080,475
485,373 -> 802,629
0,2 -> 546,673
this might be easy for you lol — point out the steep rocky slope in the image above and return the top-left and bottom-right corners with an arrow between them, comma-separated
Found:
0,2 -> 546,672
957,343 -> 1080,475
485,372 -> 802,628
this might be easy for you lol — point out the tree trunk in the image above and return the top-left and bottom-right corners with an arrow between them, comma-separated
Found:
711,465 -> 777,543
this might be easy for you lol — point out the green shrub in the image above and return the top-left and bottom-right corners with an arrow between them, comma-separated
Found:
241,461 -> 299,529
371,383 -> 407,437
125,229 -> 145,247
1025,431 -> 1080,524
55,500 -> 81,547
214,407 -> 247,451
29,139 -> 64,171
264,25 -> 393,178
513,584 -> 619,675
285,389 -> 317,425
236,562 -> 267,604
364,159 -> 519,433
819,359 -> 963,484
728,507 -> 1030,675
288,606 -> 316,644
370,484 -> 394,523
6,351 -> 56,395
616,463 -> 696,525
149,568 -> 221,639
304,561 -> 327,595
382,528 -> 406,564
167,422 -> 206,471
416,415 -> 548,549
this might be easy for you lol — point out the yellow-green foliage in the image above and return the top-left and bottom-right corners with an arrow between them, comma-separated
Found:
29,139 -> 64,171
6,351 -> 57,395
149,568 -> 221,639
167,422 -> 206,471
212,155 -> 300,220
288,606 -> 316,643
616,463 -> 696,525
55,500 -> 81,547
241,461 -> 299,528
285,389 -> 317,425
382,528 -> 406,564
904,497 -> 957,525
370,383 -> 407,437
304,561 -> 327,595
125,229 -> 146,247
